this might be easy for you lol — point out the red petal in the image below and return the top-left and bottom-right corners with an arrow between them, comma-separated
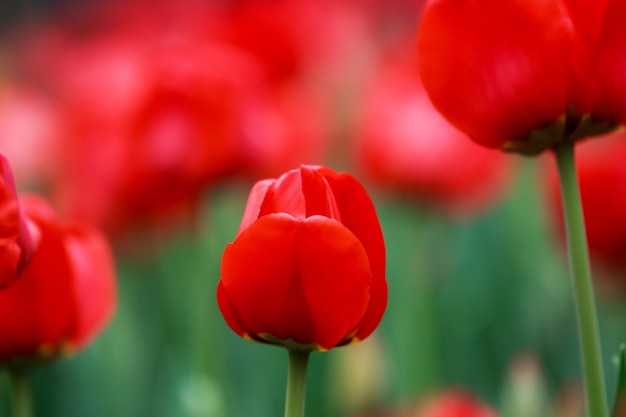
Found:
580,0 -> 626,122
258,169 -> 306,219
325,172 -> 387,341
216,280 -> 257,338
417,0 -> 572,147
221,213 -> 301,342
298,216 -> 371,348
563,0 -> 609,103
220,213 -> 372,349
300,165 -> 341,220
0,198 -> 74,359
237,179 -> 274,235
64,225 -> 117,348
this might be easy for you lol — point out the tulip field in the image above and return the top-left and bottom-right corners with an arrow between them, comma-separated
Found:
1,1 -> 626,417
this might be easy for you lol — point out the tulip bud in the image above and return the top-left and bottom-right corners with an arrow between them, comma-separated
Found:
217,165 -> 387,351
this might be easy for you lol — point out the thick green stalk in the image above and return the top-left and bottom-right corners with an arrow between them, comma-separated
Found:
554,141 -> 608,417
10,368 -> 33,417
284,350 -> 310,417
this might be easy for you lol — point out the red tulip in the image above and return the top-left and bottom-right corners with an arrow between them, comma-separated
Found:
0,154 -> 36,289
41,32 -> 270,236
217,165 -> 386,351
418,391 -> 498,417
416,0 -> 626,154
354,53 -> 513,218
0,195 -> 117,363
11,0 -> 332,237
545,131 -> 626,279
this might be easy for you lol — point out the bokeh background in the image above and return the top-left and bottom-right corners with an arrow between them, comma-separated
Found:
0,0 -> 625,416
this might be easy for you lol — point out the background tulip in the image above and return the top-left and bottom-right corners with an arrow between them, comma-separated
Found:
0,195 -> 116,363
353,51 -> 514,218
217,165 -> 386,351
8,0 -> 331,239
418,391 -> 498,417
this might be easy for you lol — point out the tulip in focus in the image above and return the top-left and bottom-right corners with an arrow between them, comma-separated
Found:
416,0 -> 626,154
0,195 -> 116,363
0,154 -> 36,289
354,53 -> 513,218
217,165 -> 386,351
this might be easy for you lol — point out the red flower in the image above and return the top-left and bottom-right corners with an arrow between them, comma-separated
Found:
416,0 -> 626,154
354,53 -> 513,218
11,0 -> 332,237
0,195 -> 117,363
43,35 -> 270,237
0,154 -> 36,289
217,165 -> 386,351
545,131 -> 626,280
418,391 -> 498,417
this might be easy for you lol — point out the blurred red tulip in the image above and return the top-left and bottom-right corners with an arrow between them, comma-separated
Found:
545,131 -> 626,280
354,53 -> 513,218
0,84 -> 60,185
0,154 -> 36,289
217,165 -> 386,351
46,36 -> 270,236
418,390 -> 498,417
8,0 -> 333,237
416,0 -> 626,154
216,1 -> 305,84
0,195 -> 116,363
242,84 -> 329,178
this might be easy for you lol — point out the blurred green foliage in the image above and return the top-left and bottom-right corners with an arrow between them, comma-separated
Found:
0,157 -> 625,417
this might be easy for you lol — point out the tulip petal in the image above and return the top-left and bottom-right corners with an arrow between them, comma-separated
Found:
325,172 -> 387,341
237,179 -> 273,235
417,0 -> 572,147
258,169 -> 306,219
0,198 -> 74,359
300,165 -> 341,220
562,0 -> 608,100
220,213 -> 372,349
217,280 -> 259,340
65,225 -> 117,348
221,213 -> 304,343
298,215 -> 371,348
582,0 -> 626,123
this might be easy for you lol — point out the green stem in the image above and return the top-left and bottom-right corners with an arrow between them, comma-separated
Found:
554,141 -> 608,417
284,350 -> 310,417
10,368 -> 33,417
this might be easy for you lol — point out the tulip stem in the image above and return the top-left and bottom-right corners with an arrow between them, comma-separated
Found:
10,368 -> 33,417
284,350 -> 310,417
554,141 -> 608,417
